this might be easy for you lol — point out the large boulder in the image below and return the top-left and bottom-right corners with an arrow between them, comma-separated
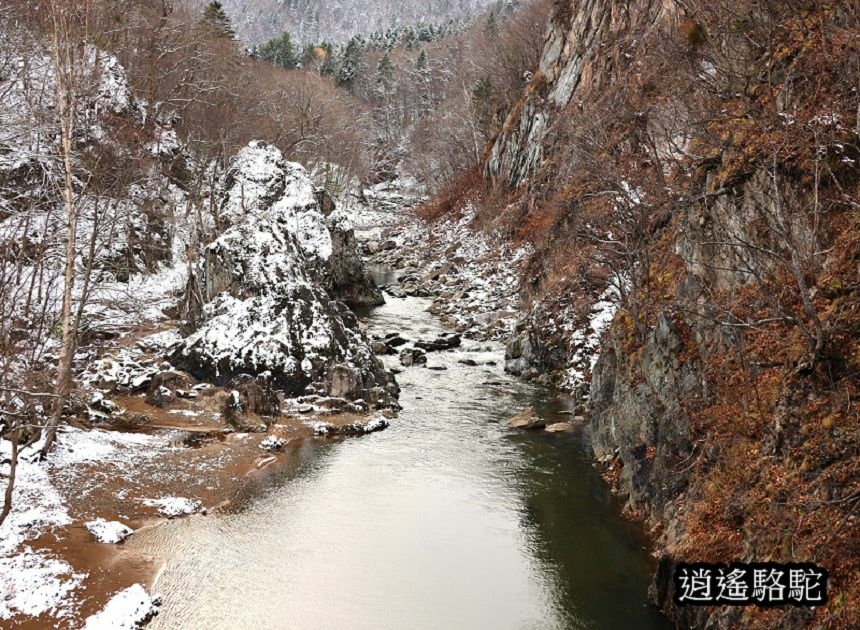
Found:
326,209 -> 385,306
214,141 -> 382,307
175,142 -> 397,407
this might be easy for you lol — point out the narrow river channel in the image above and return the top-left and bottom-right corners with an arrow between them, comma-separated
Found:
127,279 -> 670,629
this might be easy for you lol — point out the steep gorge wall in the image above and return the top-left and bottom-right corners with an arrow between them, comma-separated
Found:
486,0 -> 679,189
477,0 -> 860,627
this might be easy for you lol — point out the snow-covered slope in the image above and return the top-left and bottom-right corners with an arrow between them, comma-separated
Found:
221,0 -> 498,44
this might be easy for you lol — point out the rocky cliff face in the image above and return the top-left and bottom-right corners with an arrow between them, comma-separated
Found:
176,142 -> 397,407
485,0 -> 678,189
476,0 -> 859,627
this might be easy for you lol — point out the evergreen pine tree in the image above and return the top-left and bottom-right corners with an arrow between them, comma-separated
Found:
201,1 -> 236,39
472,76 -> 494,132
258,32 -> 297,69
416,50 -> 432,114
375,51 -> 394,93
336,37 -> 363,87
485,11 -> 499,37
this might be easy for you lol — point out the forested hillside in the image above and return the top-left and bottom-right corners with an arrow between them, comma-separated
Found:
217,0 -> 501,44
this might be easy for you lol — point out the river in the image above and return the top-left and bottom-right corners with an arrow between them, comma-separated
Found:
126,282 -> 670,629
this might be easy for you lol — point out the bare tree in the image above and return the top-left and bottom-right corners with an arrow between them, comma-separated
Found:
40,0 -> 95,456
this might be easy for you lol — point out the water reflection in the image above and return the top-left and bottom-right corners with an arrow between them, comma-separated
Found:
127,292 -> 669,629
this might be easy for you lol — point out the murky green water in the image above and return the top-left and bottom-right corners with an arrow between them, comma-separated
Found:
128,285 -> 670,630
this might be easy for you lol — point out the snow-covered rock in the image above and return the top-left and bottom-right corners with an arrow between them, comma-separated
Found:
176,142 -> 397,406
259,436 -> 286,451
85,519 -> 134,544
84,584 -> 159,630
141,497 -> 201,518
216,142 -> 382,306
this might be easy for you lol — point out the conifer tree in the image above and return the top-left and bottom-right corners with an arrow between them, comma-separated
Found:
416,50 -> 432,114
202,1 -> 235,39
336,36 -> 363,87
258,32 -> 297,69
375,51 -> 394,93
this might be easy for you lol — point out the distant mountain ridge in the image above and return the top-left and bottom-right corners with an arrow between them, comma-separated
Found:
219,0 -> 501,44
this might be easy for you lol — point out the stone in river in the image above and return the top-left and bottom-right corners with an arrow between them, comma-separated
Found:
399,347 -> 427,367
545,422 -> 573,433
507,407 -> 546,430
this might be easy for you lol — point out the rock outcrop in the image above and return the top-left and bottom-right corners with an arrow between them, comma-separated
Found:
485,0 -> 678,189
213,141 -> 383,307
175,142 -> 397,407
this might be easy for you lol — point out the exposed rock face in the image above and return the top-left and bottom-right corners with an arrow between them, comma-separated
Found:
477,0 -> 859,627
175,142 -> 396,407
326,210 -> 385,306
213,141 -> 383,307
486,0 -> 678,188
590,315 -> 697,515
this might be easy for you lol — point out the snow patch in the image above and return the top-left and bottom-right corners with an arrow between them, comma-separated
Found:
85,519 -> 133,544
0,548 -> 84,621
84,584 -> 159,630
142,497 -> 201,518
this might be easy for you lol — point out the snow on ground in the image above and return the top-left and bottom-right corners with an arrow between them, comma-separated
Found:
0,439 -> 83,622
51,427 -> 166,468
0,548 -> 85,621
340,177 -> 427,239
141,496 -> 202,518
0,441 -> 71,556
84,584 -> 159,630
0,428 -> 171,622
363,201 -> 531,342
559,282 -> 620,390
85,518 -> 134,544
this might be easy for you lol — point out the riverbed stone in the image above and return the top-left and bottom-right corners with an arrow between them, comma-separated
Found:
507,407 -> 546,430
545,422 -> 573,433
399,347 -> 427,367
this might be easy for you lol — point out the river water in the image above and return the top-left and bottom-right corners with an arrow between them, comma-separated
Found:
127,285 -> 670,629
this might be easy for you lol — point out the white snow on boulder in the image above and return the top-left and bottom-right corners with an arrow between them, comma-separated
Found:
176,147 -> 396,405
364,415 -> 390,433
84,584 -> 159,630
260,436 -> 286,451
142,497 -> 202,518
219,141 -> 332,259
85,519 -> 134,544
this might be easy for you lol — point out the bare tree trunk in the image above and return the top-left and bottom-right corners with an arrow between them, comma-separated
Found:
0,426 -> 18,527
41,1 -> 83,458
